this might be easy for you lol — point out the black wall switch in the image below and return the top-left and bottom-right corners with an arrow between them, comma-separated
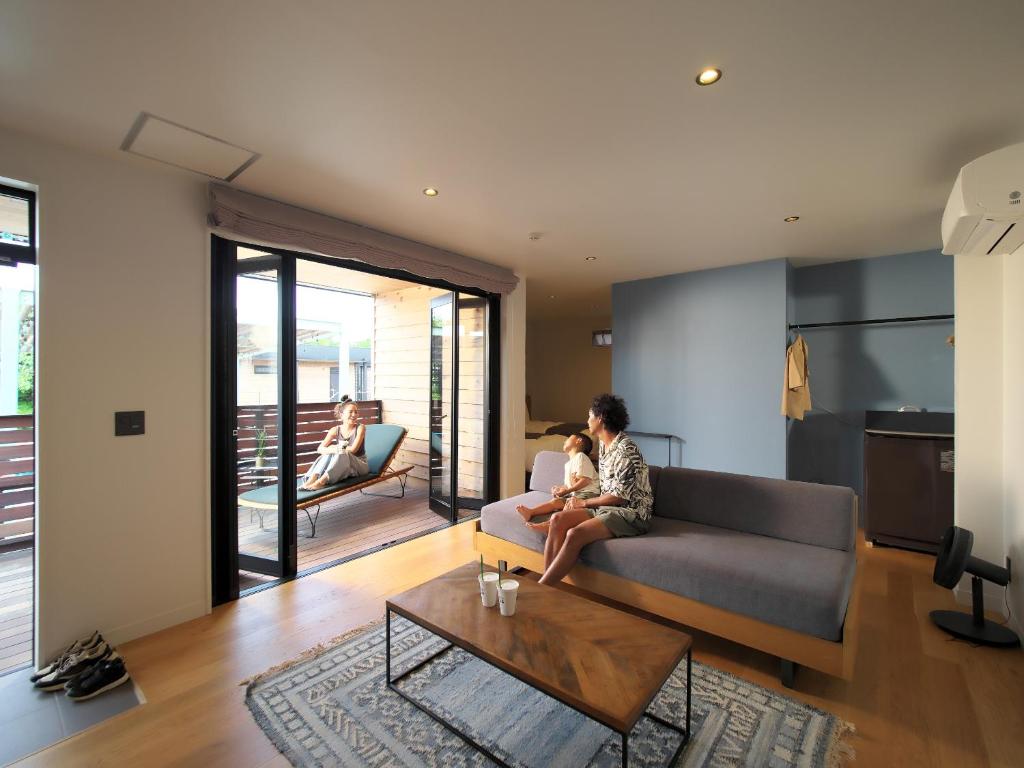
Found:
114,410 -> 145,436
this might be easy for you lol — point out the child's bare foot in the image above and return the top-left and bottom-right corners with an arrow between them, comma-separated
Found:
526,520 -> 550,534
515,504 -> 535,522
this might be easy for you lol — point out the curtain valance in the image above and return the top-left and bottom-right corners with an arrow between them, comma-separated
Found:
209,184 -> 518,295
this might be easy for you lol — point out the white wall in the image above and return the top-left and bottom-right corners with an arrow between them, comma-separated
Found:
953,254 -> 1005,566
0,126 -> 210,660
0,125 -> 530,660
500,281 -> 526,498
526,314 -> 611,421
1003,255 -> 1024,632
954,252 -> 1024,629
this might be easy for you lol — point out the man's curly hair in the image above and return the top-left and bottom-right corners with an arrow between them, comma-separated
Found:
589,393 -> 630,434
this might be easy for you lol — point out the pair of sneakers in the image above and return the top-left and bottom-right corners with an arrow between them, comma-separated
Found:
31,631 -> 132,701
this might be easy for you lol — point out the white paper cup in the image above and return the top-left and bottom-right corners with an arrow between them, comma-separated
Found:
479,573 -> 499,607
498,579 -> 519,616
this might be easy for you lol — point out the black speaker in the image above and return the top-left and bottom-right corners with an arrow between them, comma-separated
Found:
929,526 -> 1020,647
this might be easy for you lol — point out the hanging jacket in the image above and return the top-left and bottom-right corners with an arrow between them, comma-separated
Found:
781,334 -> 812,420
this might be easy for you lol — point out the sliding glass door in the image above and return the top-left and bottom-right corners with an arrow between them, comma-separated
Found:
429,292 -> 491,520
233,252 -> 297,580
212,242 -> 297,602
428,294 -> 454,518
212,235 -> 499,604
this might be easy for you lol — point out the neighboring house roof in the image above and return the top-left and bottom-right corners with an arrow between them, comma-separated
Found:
253,344 -> 370,364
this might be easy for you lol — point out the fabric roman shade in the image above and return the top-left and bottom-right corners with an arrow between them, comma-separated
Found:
209,184 -> 518,295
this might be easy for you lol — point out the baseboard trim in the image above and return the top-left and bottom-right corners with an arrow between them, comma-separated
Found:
104,600 -> 209,648
954,577 -> 1009,618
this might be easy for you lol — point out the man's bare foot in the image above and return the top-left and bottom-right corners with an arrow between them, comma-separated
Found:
515,504 -> 535,522
526,520 -> 550,534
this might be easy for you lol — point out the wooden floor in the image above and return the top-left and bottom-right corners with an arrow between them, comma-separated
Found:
12,528 -> 1024,767
238,483 -> 469,590
0,547 -> 32,677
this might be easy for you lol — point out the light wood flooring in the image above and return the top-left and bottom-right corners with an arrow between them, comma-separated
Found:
0,547 -> 32,676
12,528 -> 1024,767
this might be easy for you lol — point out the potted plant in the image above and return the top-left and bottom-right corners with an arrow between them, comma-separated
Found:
254,428 -> 269,468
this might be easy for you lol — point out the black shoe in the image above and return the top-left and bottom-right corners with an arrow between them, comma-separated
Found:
65,657 -> 131,702
30,631 -> 103,683
33,642 -> 112,691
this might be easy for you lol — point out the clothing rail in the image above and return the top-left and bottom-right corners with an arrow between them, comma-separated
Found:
788,313 -> 953,330
630,430 -> 682,468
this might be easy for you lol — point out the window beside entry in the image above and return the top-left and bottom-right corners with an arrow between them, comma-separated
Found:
0,185 -> 36,264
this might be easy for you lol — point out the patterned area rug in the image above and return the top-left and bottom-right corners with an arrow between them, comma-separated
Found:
245,617 -> 853,767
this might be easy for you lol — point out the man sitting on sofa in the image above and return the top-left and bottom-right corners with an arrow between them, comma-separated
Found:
538,393 -> 654,585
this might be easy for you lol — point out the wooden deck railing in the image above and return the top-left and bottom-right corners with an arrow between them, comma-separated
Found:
236,400 -> 383,491
0,415 -> 33,553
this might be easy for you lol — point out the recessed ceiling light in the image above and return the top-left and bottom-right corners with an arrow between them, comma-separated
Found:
549,295 -> 556,299
528,232 -> 543,241
422,187 -> 439,197
696,68 -> 722,86
584,256 -> 597,261
784,216 -> 800,222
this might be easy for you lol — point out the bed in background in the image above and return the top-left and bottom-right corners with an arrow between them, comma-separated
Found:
525,419 -> 594,475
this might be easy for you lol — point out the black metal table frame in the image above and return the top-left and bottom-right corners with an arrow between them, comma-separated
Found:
385,607 -> 692,768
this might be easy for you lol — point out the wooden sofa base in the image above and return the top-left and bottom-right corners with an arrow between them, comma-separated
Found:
474,523 -> 862,682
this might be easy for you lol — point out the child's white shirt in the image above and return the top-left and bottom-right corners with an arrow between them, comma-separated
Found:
565,452 -> 600,495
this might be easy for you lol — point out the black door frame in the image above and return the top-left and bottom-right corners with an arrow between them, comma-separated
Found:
427,292 -> 457,521
211,235 -> 502,605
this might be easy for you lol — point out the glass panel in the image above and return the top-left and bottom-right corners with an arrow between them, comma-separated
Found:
236,264 -> 280,569
457,294 -> 487,504
0,192 -> 30,249
294,261 -> 375,488
0,263 -> 35,675
429,296 -> 453,513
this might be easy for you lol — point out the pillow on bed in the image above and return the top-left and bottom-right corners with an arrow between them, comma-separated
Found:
544,422 -> 589,437
526,419 -> 562,434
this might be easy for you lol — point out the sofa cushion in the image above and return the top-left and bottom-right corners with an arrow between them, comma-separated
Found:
531,450 -> 663,496
479,502 -> 854,641
579,518 -> 855,641
529,451 -> 568,492
480,491 -> 553,551
653,467 -> 855,552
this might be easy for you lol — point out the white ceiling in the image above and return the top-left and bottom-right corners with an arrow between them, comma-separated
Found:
1,1 -> 1022,318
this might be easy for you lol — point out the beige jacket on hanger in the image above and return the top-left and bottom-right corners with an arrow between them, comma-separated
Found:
781,334 -> 812,420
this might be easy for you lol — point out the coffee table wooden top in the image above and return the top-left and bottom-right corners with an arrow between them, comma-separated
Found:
386,562 -> 692,733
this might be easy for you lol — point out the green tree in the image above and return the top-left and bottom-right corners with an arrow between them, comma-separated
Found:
17,299 -> 33,414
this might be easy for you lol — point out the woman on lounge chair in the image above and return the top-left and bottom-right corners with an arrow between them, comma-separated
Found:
301,396 -> 369,490
537,393 -> 653,586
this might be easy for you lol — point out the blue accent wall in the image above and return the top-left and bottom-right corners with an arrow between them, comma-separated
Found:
612,259 -> 788,478
787,250 -> 954,497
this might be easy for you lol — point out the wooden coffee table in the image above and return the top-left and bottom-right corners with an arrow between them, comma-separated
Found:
385,562 -> 693,768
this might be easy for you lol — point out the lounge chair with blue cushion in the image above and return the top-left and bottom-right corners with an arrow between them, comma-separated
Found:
238,424 -> 413,537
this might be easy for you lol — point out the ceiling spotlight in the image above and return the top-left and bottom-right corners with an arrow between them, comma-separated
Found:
528,232 -> 543,241
584,256 -> 597,261
784,215 -> 800,222
422,187 -> 439,197
696,68 -> 722,86
549,295 -> 556,299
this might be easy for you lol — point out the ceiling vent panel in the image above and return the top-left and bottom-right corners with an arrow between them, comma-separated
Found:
120,112 -> 259,181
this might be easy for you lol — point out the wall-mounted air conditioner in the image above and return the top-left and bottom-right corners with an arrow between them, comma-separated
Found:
941,142 -> 1024,256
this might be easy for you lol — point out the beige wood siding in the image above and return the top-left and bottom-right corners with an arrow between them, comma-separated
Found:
374,285 -> 486,497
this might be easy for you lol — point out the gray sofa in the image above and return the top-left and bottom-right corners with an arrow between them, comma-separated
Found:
478,450 -> 859,683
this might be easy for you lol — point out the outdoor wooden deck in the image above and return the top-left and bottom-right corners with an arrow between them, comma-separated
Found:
0,547 -> 32,677
238,483 -> 475,591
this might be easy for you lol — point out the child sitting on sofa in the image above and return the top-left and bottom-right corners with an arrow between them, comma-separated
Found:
516,432 -> 599,532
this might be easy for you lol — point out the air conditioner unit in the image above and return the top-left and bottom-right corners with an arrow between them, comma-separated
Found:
941,142 -> 1024,256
